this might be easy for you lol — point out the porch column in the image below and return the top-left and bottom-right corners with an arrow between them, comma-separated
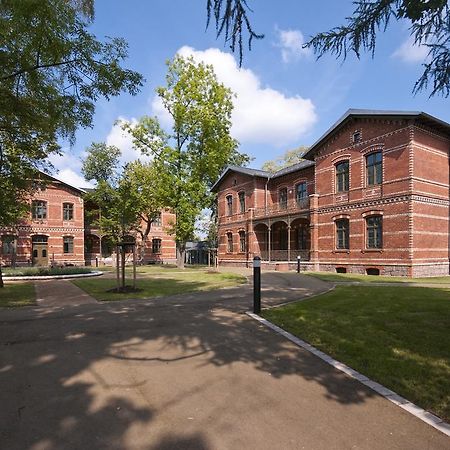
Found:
309,194 -> 320,270
268,224 -> 271,262
287,225 -> 291,262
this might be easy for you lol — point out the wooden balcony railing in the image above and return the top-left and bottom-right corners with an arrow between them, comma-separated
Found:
253,198 -> 309,219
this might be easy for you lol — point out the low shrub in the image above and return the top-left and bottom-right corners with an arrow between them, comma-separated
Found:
3,267 -> 93,277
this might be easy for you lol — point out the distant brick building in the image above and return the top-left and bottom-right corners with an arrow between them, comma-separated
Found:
212,109 -> 450,277
0,174 -> 176,267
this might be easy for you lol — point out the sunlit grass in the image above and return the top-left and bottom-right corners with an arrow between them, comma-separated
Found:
263,285 -> 450,421
0,282 -> 36,307
305,272 -> 450,284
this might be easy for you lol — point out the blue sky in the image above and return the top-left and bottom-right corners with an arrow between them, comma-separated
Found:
51,0 -> 450,188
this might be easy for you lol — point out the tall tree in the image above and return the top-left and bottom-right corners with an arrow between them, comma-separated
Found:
261,146 -> 309,173
206,0 -> 450,97
0,0 -> 143,286
123,55 -> 249,268
82,144 -> 146,290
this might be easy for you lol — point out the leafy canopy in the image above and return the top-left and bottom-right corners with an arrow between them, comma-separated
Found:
261,146 -> 309,173
206,0 -> 450,97
0,0 -> 143,229
123,55 -> 249,264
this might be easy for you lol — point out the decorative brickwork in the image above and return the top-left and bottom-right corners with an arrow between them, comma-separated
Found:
212,110 -> 450,277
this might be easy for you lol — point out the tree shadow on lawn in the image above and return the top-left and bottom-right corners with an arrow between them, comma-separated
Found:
3,280 -> 438,449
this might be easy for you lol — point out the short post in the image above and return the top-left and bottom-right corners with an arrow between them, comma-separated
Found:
297,255 -> 301,273
253,256 -> 261,314
95,257 -> 98,268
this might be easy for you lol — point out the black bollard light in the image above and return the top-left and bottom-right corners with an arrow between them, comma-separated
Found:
253,256 -> 261,314
297,255 -> 301,273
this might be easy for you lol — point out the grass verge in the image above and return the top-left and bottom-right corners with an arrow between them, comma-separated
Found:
262,285 -> 450,422
0,283 -> 36,307
305,272 -> 450,284
72,270 -> 246,301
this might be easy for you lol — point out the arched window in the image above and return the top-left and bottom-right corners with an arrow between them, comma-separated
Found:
226,195 -> 233,216
279,188 -> 288,209
238,191 -> 246,213
226,232 -> 233,253
366,216 -> 382,248
335,219 -> 349,249
335,161 -> 349,192
295,182 -> 307,203
366,152 -> 382,186
239,230 -> 246,252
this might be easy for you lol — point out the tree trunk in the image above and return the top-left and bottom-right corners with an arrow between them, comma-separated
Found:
132,246 -> 136,289
116,245 -> 120,291
121,245 -> 126,289
0,260 -> 4,288
176,242 -> 185,269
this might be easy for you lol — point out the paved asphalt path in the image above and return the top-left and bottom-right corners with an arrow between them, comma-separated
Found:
0,272 -> 448,449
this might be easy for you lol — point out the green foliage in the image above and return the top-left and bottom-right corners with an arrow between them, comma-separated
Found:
0,0 -> 143,230
123,55 -> 249,266
261,146 -> 309,173
206,0 -> 450,97
206,0 -> 264,65
3,267 -> 92,277
82,142 -> 121,184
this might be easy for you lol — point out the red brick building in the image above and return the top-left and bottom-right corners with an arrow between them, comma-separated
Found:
0,175 -> 176,267
212,109 -> 450,277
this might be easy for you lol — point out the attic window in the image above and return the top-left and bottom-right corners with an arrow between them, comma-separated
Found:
233,179 -> 237,186
352,130 -> 362,144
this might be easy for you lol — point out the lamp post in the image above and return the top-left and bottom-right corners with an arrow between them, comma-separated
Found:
297,255 -> 301,273
253,256 -> 261,314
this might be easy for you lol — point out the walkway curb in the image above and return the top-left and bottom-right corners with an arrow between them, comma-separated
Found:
4,271 -> 104,281
246,312 -> 450,437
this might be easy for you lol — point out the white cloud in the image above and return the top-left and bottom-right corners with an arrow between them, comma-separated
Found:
106,117 -> 152,166
392,36 -> 429,63
276,28 -> 311,63
55,168 -> 94,189
151,46 -> 316,147
47,151 -> 93,189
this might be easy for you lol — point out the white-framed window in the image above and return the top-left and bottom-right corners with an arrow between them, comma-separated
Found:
366,152 -> 382,186
63,236 -> 74,253
335,161 -> 349,192
63,203 -> 74,221
335,219 -> 349,250
366,216 -> 382,249
32,200 -> 47,219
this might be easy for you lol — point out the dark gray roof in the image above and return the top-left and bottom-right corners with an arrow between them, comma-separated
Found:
271,160 -> 315,178
211,165 -> 270,192
303,109 -> 450,160
211,160 -> 315,192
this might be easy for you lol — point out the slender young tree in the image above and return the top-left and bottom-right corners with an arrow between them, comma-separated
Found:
0,0 -> 143,279
123,55 -> 249,268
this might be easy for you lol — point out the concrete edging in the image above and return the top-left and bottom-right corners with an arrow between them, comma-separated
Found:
246,311 -> 450,437
4,271 -> 104,281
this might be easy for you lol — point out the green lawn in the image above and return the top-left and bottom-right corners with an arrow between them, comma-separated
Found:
305,272 -> 450,284
72,269 -> 246,301
0,282 -> 36,307
262,285 -> 450,422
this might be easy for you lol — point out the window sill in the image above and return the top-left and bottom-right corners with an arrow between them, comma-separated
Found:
362,249 -> 383,253
333,250 -> 350,254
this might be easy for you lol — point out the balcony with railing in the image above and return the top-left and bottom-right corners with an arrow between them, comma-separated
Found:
253,197 -> 309,219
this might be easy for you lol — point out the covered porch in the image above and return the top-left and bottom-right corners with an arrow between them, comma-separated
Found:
252,217 -> 310,262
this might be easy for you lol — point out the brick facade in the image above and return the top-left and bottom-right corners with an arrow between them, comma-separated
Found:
0,175 -> 177,267
212,110 -> 450,277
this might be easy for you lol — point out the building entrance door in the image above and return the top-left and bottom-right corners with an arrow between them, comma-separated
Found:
32,236 -> 49,266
